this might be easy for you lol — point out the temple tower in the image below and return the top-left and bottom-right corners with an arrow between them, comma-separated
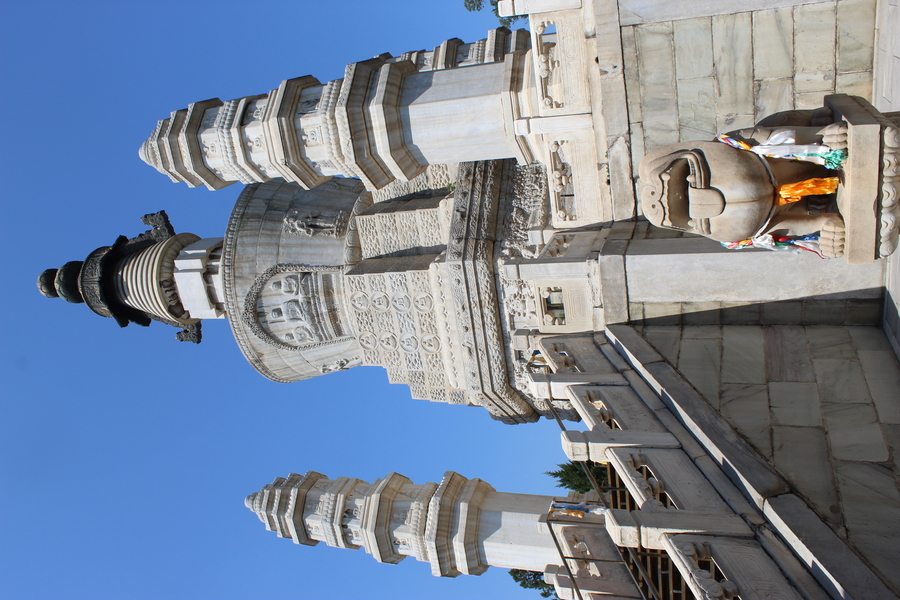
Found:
245,470 -> 566,575
139,28 -> 536,193
36,211 -> 226,343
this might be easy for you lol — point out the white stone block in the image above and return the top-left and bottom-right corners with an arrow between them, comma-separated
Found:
634,510 -> 753,549
498,0 -> 581,17
585,429 -> 681,458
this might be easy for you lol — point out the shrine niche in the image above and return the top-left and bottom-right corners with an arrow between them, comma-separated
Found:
283,209 -> 348,238
638,94 -> 900,264
242,264 -> 353,351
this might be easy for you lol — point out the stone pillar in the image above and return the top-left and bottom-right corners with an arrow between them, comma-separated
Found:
140,32 -> 535,192
245,470 -> 563,576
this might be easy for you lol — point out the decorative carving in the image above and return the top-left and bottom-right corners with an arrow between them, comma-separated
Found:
391,293 -> 412,312
350,291 -> 370,311
880,120 -> 899,256
371,292 -> 390,311
379,333 -> 399,351
548,141 -> 576,221
358,332 -> 377,350
283,209 -> 348,238
421,334 -> 441,353
318,357 -> 359,374
413,293 -> 433,312
241,264 -> 352,351
399,333 -> 419,353
300,126 -> 323,146
446,160 -> 537,423
497,163 -> 550,260
668,541 -> 740,600
639,97 -> 900,262
534,21 -> 561,109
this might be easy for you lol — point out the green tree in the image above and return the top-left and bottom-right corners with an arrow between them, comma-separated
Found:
509,569 -> 558,599
545,461 -> 609,494
463,0 -> 522,28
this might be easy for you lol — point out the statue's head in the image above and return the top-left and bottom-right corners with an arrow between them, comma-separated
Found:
639,141 -> 775,243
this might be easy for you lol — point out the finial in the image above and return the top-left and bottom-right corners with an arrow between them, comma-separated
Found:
38,261 -> 84,303
37,269 -> 59,299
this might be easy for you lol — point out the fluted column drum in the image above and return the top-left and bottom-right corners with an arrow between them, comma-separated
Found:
113,233 -> 200,324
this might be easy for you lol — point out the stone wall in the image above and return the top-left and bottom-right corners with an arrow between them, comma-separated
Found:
618,0 -> 877,216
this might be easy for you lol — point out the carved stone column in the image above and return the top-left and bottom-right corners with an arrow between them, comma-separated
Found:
140,30 -> 535,192
245,469 -> 563,575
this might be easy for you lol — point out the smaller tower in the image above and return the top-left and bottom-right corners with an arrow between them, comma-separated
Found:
37,211 -> 227,342
139,28 -> 534,193
246,470 -> 565,575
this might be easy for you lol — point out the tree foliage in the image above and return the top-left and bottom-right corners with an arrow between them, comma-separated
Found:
463,0 -> 522,29
509,569 -> 558,599
545,461 -> 609,494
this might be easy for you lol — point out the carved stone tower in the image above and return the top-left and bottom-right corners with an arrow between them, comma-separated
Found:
36,211 -> 226,343
245,470 -> 566,575
139,28 -> 536,193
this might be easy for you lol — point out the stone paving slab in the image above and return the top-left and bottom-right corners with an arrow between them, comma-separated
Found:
752,7 -> 794,79
721,383 -> 772,457
682,303 -> 721,325
643,360 -> 790,506
722,326 -> 767,384
763,325 -> 815,382
836,0 -> 876,73
822,401 -> 890,462
636,22 -> 679,151
834,461 -> 900,591
642,326 -> 681,364
836,70 -> 873,97
772,426 -> 841,526
712,12 -> 754,123
680,325 -> 720,339
754,77 -> 795,121
806,326 -> 857,359
850,326 -> 896,351
793,2 -> 837,94
812,358 -> 873,404
673,17 -> 713,79
677,337 -> 721,407
764,493 -> 897,600
883,423 -> 900,487
857,349 -> 900,424
769,381 -> 823,427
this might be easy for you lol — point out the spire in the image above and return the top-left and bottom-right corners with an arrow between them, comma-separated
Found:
36,211 -> 204,343
140,29 -> 533,193
247,469 -> 564,575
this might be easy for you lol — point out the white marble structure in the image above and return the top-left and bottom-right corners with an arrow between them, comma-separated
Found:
246,470 -> 565,575
139,29 -> 535,193
40,0 -> 900,598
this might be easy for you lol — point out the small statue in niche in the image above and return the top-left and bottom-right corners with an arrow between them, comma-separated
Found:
639,105 -> 850,258
283,210 -> 348,237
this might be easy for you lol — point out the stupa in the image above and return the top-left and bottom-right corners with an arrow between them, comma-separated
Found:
37,0 -> 900,597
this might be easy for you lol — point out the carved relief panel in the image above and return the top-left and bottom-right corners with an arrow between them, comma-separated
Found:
345,264 -> 453,403
242,265 -> 354,351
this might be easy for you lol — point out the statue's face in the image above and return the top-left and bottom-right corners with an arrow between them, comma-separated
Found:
639,142 -> 775,242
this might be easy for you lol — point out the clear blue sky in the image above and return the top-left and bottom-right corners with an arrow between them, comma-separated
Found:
0,2 -> 572,599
